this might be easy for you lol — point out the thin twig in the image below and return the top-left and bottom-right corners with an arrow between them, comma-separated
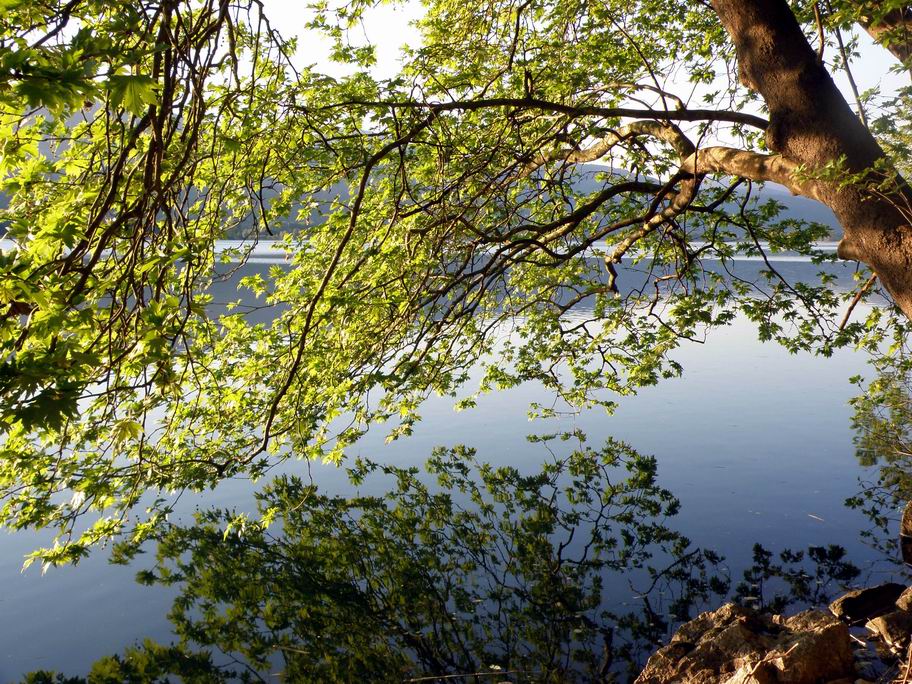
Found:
404,671 -> 522,682
900,638 -> 912,684
748,642 -> 800,681
814,2 -> 826,61
839,274 -> 878,331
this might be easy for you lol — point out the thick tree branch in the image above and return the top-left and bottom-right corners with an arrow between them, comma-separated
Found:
309,98 -> 770,130
680,147 -> 826,202
712,0 -> 912,318
858,6 -> 912,66
522,120 -> 695,177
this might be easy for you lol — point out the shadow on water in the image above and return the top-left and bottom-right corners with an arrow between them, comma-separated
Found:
23,410 -> 912,684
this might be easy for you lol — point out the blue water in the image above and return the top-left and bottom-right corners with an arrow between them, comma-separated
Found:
0,252 -> 897,680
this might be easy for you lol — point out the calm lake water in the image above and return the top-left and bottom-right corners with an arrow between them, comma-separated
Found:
0,247 -> 904,680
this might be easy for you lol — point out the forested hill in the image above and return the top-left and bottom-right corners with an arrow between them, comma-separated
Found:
219,164 -> 841,241
0,165 -> 842,241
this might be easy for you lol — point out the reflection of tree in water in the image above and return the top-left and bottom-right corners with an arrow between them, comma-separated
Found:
25,434 -> 723,682
24,432 -> 874,683
847,345 -> 912,566
132,434 -> 734,682
733,543 -> 860,614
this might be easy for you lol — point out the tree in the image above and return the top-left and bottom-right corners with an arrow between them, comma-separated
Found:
1,0 -> 912,563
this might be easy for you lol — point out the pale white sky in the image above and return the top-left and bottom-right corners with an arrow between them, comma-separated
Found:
261,0 -> 424,78
260,0 -> 906,104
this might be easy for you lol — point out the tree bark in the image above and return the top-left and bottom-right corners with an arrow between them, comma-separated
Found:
711,0 -> 912,318
860,6 -> 912,67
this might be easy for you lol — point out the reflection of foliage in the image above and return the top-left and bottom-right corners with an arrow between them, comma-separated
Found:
24,429 -> 877,682
734,543 -> 861,614
612,545 -> 729,674
851,346 -> 912,471
93,435 -> 724,682
23,641 -> 230,683
848,344 -> 912,562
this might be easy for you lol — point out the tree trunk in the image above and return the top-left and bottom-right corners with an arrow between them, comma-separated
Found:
711,0 -> 912,318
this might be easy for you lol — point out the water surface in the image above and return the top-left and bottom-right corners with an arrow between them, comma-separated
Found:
0,251 -> 900,681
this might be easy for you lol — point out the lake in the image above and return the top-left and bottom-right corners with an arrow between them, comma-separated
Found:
0,247 -> 904,681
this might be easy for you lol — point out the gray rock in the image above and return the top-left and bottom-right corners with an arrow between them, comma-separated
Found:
828,583 -> 906,623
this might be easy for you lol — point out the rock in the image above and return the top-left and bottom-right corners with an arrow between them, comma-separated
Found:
636,603 -> 855,684
895,585 -> 912,612
723,661 -> 778,684
901,536 -> 912,566
865,609 -> 912,652
771,610 -> 856,684
828,583 -> 906,623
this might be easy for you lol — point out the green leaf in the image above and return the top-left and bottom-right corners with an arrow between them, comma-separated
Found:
107,74 -> 158,114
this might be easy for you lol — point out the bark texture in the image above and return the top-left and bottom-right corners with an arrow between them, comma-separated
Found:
711,0 -> 912,318
860,6 -> 912,66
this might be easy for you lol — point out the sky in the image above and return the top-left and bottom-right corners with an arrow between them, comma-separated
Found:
258,0 -> 907,106
260,0 -> 424,79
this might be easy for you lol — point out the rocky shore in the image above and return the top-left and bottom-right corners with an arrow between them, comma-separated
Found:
633,503 -> 912,683
635,582 -> 912,683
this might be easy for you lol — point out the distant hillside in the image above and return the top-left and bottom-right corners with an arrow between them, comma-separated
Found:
757,182 -> 840,236
572,164 -> 841,239
0,167 -> 842,241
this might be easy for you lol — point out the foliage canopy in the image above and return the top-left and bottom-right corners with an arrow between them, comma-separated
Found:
2,0 -> 912,562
